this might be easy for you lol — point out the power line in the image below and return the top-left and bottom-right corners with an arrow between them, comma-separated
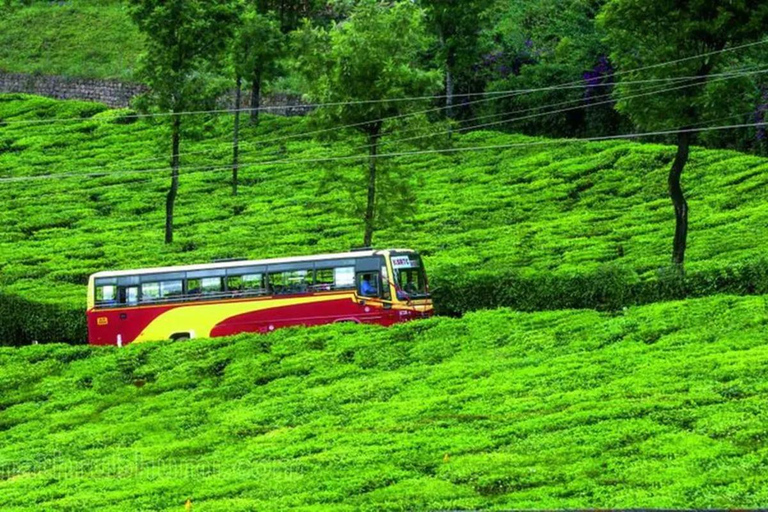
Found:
3,38 -> 766,127
2,67 -> 763,185
3,46 -> 765,184
5,48 -> 765,182
344,67 -> 768,155
43,64 -> 762,175
1,67 -> 734,180
2,121 -> 766,184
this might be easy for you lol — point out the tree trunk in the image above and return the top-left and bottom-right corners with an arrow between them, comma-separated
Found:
165,114 -> 181,244
445,66 -> 454,117
669,129 -> 690,268
233,74 -> 242,196
363,129 -> 380,248
250,68 -> 262,126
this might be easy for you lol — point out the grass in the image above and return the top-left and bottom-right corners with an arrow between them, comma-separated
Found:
0,1 -> 142,80
2,93 -> 768,319
1,294 -> 767,510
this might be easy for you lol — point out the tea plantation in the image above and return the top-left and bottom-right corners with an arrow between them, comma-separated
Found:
0,1 -> 141,80
3,94 -> 768,342
1,295 -> 767,510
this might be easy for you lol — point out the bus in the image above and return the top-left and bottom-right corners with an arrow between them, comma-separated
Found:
87,248 -> 432,346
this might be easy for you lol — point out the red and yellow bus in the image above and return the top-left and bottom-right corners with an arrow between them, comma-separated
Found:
87,248 -> 432,346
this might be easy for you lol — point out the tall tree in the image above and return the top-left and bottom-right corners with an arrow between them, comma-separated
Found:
419,0 -> 492,118
247,0 -> 324,124
599,0 -> 768,268
232,8 -> 284,195
128,0 -> 237,243
238,6 -> 286,126
296,0 -> 441,246
479,0 -> 623,139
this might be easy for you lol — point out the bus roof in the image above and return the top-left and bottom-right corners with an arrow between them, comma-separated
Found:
90,248 -> 416,279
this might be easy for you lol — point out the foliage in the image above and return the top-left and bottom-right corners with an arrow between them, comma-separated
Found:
479,0 -> 628,139
1,295 -> 768,509
0,0 -> 143,80
294,0 -> 442,245
599,0 -> 768,267
255,0 -> 327,33
599,0 -> 768,132
233,8 -> 284,93
128,0 -> 237,116
0,292 -> 84,346
127,0 -> 239,243
233,6 -> 286,126
418,0 -> 493,116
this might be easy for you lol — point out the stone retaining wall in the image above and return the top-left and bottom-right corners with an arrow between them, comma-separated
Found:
0,71 -> 309,115
0,72 -> 146,108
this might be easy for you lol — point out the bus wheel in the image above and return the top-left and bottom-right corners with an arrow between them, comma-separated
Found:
171,333 -> 191,341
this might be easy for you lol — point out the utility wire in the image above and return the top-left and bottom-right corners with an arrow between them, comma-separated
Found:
7,68 -> 753,180
2,38 -> 766,127
19,65 -> 761,177
2,68 -> 762,183
2,121 -> 766,184
339,67 -> 768,155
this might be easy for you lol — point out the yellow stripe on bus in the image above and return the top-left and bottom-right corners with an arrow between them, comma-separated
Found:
134,294 -> 354,343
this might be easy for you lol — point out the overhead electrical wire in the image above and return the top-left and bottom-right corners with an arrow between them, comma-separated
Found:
2,121 -> 766,184
1,68 -> 763,184
9,65 -> 762,178
2,37 -> 766,127
2,42 -> 766,186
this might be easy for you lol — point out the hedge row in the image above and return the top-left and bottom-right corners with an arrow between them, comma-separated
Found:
0,293 -> 85,346
4,258 -> 768,346
432,258 -> 768,316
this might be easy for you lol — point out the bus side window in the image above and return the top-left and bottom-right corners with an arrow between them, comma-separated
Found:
125,286 -> 138,306
357,272 -> 380,298
335,267 -> 355,290
314,268 -> 334,291
227,274 -> 265,296
188,277 -> 222,296
96,285 -> 116,306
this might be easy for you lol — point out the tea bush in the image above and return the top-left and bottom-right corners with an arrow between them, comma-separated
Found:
0,1 -> 142,80
0,292 -> 84,346
1,295 -> 767,510
4,94 -> 768,343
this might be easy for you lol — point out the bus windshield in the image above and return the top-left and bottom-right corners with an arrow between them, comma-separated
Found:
391,253 -> 429,299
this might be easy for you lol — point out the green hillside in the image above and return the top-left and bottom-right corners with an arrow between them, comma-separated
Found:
0,1 -> 141,80
1,295 -> 767,510
2,94 -> 768,342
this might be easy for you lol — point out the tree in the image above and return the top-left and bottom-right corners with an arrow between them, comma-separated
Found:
599,0 -> 768,269
232,9 -> 284,194
295,0 -> 442,246
128,0 -> 238,243
247,0 -> 325,125
479,0 -> 625,139
419,0 -> 492,118
237,6 -> 286,126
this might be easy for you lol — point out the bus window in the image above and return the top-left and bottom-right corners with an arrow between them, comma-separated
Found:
380,265 -> 391,301
335,267 -> 355,289
95,285 -> 116,305
141,282 -> 160,301
125,286 -> 138,306
269,270 -> 311,295
392,254 -> 429,299
313,266 -> 355,291
313,268 -> 335,291
188,277 -> 222,296
357,272 -> 380,298
227,274 -> 265,295
141,281 -> 183,302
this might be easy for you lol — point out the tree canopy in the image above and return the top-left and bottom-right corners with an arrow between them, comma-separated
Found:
295,0 -> 442,245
